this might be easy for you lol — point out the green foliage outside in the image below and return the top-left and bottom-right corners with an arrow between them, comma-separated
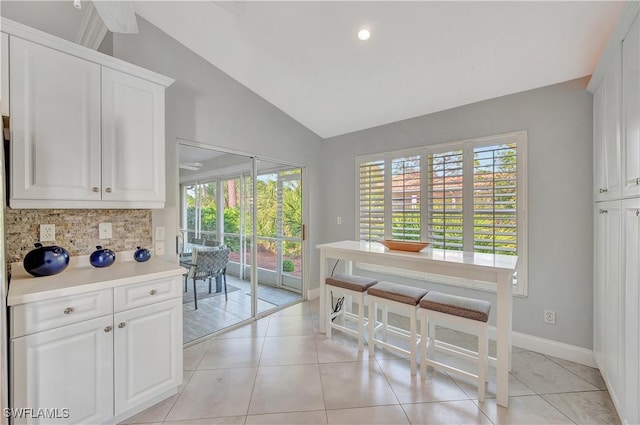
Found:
282,259 -> 295,272
184,170 -> 302,258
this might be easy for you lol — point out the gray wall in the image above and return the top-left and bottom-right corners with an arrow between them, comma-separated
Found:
321,78 -> 594,349
109,17 -> 324,288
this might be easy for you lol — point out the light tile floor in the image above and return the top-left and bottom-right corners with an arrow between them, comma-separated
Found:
122,299 -> 621,425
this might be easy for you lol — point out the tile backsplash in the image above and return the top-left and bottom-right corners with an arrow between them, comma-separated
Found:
5,209 -> 152,264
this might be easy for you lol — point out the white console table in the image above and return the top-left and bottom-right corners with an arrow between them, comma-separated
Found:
317,240 -> 517,408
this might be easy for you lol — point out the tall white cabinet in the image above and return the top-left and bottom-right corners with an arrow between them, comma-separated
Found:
589,3 -> 640,424
1,18 -> 173,209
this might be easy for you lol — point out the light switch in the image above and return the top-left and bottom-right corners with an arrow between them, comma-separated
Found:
155,226 -> 165,241
99,223 -> 112,239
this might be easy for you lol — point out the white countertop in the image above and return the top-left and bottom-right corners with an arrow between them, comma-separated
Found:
8,253 -> 186,306
316,240 -> 518,272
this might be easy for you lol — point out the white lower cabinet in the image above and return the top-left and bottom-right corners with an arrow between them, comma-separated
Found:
594,201 -> 624,411
12,316 -> 114,425
114,298 -> 182,416
623,198 -> 640,425
10,278 -> 183,425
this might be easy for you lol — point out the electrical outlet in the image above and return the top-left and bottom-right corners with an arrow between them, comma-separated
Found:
155,241 -> 165,256
40,224 -> 55,242
337,216 -> 342,225
544,310 -> 556,325
99,223 -> 112,239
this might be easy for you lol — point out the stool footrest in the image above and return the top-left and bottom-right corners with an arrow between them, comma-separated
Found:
423,357 -> 481,382
434,340 -> 480,362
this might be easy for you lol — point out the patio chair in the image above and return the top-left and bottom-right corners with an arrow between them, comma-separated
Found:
204,239 -> 219,247
187,247 -> 231,309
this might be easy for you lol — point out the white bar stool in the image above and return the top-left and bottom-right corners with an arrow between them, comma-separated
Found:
325,274 -> 377,351
419,291 -> 492,402
367,282 -> 429,375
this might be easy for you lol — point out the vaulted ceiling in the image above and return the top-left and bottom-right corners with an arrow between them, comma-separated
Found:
1,1 -> 625,138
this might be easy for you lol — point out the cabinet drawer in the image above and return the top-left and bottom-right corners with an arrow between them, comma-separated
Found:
114,277 -> 181,312
11,289 -> 113,338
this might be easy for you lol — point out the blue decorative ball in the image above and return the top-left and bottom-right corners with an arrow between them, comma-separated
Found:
90,246 -> 116,268
23,243 -> 70,277
134,246 -> 151,263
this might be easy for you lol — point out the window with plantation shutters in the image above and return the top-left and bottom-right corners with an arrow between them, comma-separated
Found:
391,156 -> 421,241
356,131 -> 528,296
359,160 -> 385,241
427,149 -> 464,250
473,143 -> 518,256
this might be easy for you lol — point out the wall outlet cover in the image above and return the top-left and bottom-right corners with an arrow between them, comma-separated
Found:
544,310 -> 556,325
39,224 -> 55,242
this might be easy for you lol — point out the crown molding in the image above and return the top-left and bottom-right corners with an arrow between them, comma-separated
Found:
1,17 -> 174,87
75,2 -> 109,51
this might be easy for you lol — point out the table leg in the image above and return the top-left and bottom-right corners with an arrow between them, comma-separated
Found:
496,273 -> 513,408
319,249 -> 327,333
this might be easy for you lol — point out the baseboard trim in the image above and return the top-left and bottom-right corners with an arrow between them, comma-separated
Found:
487,327 -> 596,367
307,287 -> 320,300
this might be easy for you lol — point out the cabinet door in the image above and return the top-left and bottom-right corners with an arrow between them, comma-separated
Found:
624,198 -> 640,425
102,68 -> 165,204
594,53 -> 622,201
623,14 -> 640,197
10,37 -> 101,202
12,316 -> 113,425
114,298 -> 181,416
595,201 -> 624,410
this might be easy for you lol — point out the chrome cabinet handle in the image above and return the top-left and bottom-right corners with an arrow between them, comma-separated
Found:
636,209 -> 640,217
92,187 -> 100,193
104,326 -> 112,333
105,187 -> 113,193
636,177 -> 640,186
64,307 -> 74,315
599,209 -> 608,214
149,289 -> 157,295
599,188 -> 608,193
118,322 -> 126,329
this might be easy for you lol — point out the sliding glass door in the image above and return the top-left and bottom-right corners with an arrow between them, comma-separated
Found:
255,161 -> 303,314
178,144 -> 304,343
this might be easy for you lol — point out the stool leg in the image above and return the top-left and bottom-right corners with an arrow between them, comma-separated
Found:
326,287 -> 332,339
420,311 -> 427,379
368,300 -> 376,357
357,293 -> 365,352
478,323 -> 488,402
428,320 -> 436,359
382,304 -> 388,340
409,308 -> 417,375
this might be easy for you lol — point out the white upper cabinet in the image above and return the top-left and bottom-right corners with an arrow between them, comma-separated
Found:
594,49 -> 622,201
10,37 -> 102,202
3,18 -> 174,209
623,13 -> 640,198
102,68 -> 165,203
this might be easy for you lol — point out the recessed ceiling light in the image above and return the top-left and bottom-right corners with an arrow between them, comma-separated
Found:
357,29 -> 370,41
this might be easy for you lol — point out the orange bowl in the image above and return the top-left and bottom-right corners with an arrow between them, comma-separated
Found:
378,240 -> 430,252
